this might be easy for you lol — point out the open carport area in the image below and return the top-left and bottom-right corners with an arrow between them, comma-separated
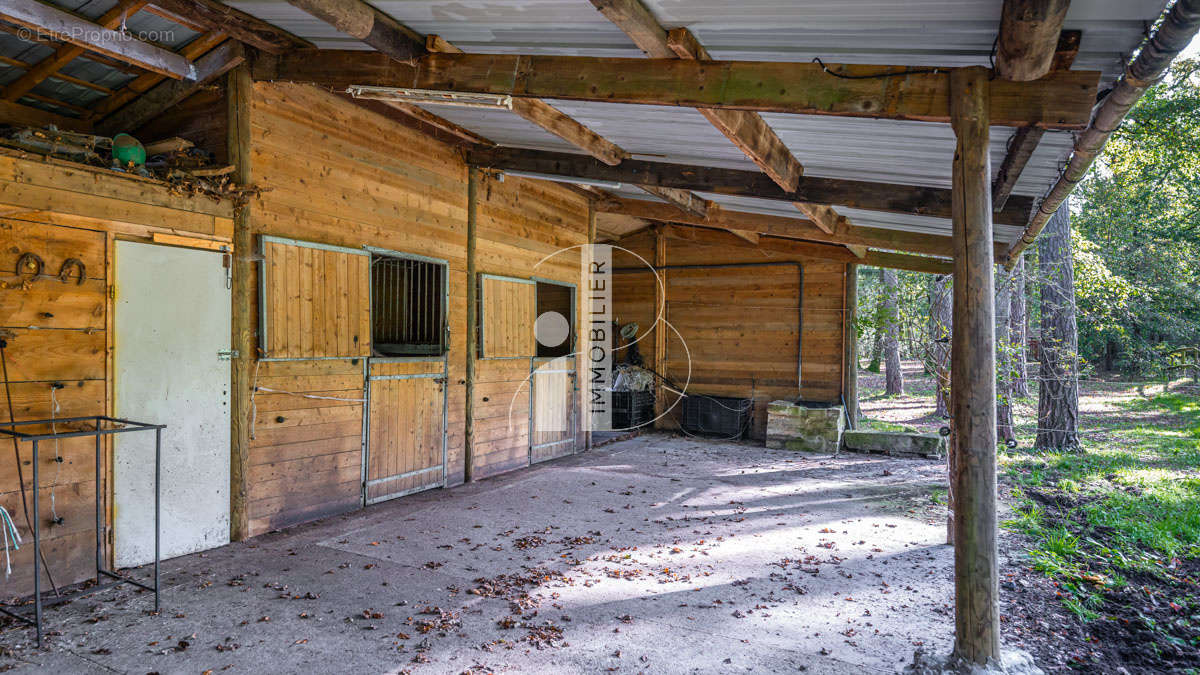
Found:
0,435 -> 958,674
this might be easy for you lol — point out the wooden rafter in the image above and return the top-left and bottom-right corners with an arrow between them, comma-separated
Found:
589,0 -> 802,191
264,50 -> 1102,128
656,224 -> 952,274
90,31 -> 226,121
597,196 -> 1005,259
2,0 -> 149,103
0,1 -> 197,80
992,30 -> 1081,210
0,99 -> 91,131
635,185 -> 756,242
284,0 -> 426,63
464,147 -> 1036,227
0,55 -> 113,95
422,33 -> 626,165
996,0 -> 1072,81
282,0 -> 629,165
149,0 -> 310,53
638,186 -> 708,218
97,40 -> 245,135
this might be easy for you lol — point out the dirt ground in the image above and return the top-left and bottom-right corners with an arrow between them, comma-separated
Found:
862,361 -> 1200,674
0,434 -> 961,674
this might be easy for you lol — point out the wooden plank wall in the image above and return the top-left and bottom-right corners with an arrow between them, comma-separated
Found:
248,359 -> 364,534
473,173 -> 588,480
247,83 -> 588,526
0,219 -> 107,598
246,81 -> 469,535
0,155 -> 234,598
611,226 -> 847,438
133,87 -> 229,165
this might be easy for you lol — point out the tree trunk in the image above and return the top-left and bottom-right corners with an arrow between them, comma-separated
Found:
1010,255 -> 1031,398
867,295 -> 884,372
882,268 -> 904,395
996,266 -> 1015,443
929,274 -> 952,418
1036,203 -> 1080,452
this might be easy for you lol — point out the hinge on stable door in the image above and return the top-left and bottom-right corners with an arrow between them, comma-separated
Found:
217,349 -> 239,360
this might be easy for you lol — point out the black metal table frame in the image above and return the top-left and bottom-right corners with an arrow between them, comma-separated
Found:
0,415 -> 164,648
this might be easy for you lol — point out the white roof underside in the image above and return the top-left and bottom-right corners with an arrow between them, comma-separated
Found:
230,0 -> 1168,248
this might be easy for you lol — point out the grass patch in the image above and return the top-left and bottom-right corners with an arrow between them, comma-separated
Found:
1001,392 -> 1200,645
859,417 -> 917,433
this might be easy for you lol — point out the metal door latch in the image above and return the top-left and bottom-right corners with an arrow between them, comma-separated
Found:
217,349 -> 239,360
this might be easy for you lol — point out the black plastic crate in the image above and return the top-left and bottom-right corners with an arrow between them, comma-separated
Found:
681,395 -> 753,438
612,390 -> 654,430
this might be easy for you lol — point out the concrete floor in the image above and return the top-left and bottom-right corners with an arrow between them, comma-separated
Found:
0,434 -> 958,674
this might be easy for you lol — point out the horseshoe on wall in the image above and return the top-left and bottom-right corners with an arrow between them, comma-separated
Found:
57,258 -> 86,285
15,251 -> 44,281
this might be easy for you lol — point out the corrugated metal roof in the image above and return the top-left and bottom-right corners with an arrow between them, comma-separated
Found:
224,0 -> 1166,248
0,0 -> 1175,251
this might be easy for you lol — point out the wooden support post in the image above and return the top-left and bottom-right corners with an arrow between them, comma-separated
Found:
842,264 -> 859,428
653,225 -> 668,425
227,65 -> 253,542
949,66 -> 1000,665
464,167 -> 479,482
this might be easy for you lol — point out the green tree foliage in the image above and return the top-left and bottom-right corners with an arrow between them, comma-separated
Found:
1073,59 -> 1200,374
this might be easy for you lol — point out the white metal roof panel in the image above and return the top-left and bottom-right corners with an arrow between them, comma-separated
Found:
222,0 -> 1173,247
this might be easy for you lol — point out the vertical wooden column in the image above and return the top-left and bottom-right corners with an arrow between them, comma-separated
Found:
652,225 -> 667,424
842,263 -> 859,428
463,167 -> 479,482
949,65 -> 1000,665
227,64 -> 253,542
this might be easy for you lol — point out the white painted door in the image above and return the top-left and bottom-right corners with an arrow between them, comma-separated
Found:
114,241 -> 231,567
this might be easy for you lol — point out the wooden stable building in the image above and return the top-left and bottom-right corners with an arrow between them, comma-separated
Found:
0,0 -> 1195,666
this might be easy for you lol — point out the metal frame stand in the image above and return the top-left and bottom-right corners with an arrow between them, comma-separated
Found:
0,415 -> 164,648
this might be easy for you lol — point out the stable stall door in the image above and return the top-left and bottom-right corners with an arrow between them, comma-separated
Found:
365,367 -> 445,504
114,241 -> 231,567
531,357 -> 576,463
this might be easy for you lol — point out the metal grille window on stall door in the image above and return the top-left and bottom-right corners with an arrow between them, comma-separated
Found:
370,255 -> 446,356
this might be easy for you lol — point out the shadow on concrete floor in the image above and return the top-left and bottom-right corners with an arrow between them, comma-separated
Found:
0,433 -> 958,674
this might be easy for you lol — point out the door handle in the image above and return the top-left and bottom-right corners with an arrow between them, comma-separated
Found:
217,349 -> 239,360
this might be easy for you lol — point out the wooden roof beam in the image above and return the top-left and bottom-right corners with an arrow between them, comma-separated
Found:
0,99 -> 91,132
264,50 -> 1101,128
655,224 -> 952,274
466,146 -> 1036,227
98,40 -> 244,135
284,0 -> 425,63
589,0 -> 802,190
665,27 -> 804,192
89,31 -> 226,120
639,185 -> 708,218
422,34 -> 626,164
0,1 -> 197,80
598,196 -> 1008,259
277,0 -> 627,164
996,0 -> 1072,81
635,186 -> 760,243
149,0 -> 312,53
2,0 -> 149,103
992,30 -> 1081,210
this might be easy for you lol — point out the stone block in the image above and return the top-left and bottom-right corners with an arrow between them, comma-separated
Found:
841,430 -> 946,459
765,400 -> 845,453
